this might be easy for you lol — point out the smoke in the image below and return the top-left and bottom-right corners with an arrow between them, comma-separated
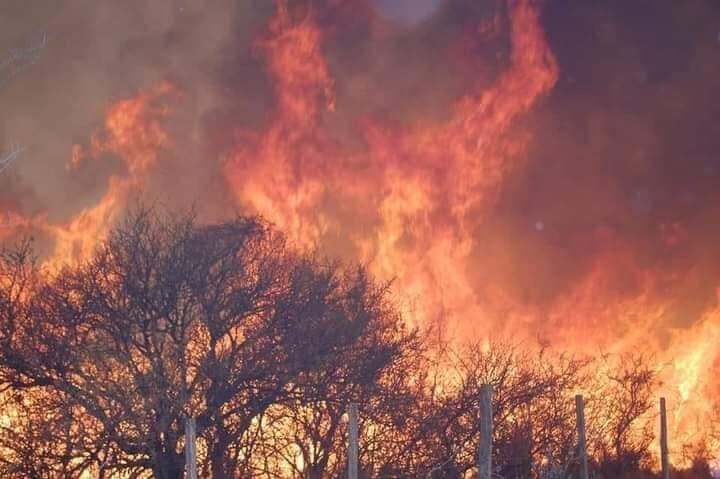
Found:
373,0 -> 444,26
2,0 -> 720,461
0,0 -> 274,226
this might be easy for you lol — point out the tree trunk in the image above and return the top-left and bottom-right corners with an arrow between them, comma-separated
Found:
151,451 -> 184,479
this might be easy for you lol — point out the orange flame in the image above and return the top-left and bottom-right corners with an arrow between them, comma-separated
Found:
0,82 -> 176,270
2,0 -> 718,468
225,0 -> 558,328
46,81 -> 176,269
221,0 -> 720,466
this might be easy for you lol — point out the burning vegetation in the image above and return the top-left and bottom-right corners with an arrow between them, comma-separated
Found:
0,207 -> 712,478
1,0 -> 720,477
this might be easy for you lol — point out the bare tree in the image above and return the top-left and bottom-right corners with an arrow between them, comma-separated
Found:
586,354 -> 657,478
0,213 -> 693,479
373,341 -> 589,479
0,207 -> 417,478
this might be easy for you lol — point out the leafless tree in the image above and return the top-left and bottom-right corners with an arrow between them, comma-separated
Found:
244,306 -> 423,478
371,341 -> 589,479
585,354 -> 657,478
0,207 -> 417,478
0,210 -> 706,478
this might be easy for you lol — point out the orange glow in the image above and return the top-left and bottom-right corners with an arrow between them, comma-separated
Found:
0,82 -> 176,270
220,0 -> 720,467
45,82 -> 175,270
224,0 -> 558,327
0,211 -> 46,242
2,0 -> 718,470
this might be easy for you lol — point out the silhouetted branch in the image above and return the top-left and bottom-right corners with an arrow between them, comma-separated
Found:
0,145 -> 24,174
0,32 -> 47,87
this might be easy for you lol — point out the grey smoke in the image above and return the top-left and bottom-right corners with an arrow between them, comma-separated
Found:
373,0 -> 445,26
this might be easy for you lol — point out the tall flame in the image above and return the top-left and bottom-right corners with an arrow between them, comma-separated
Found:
220,0 -> 720,465
46,81 -> 175,269
225,0 -> 558,332
1,82 -> 175,270
1,0 -> 718,468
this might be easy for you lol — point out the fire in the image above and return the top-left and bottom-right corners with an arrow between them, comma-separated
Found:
662,309 -> 720,454
0,211 -> 46,242
220,0 -> 720,466
45,81 -> 175,269
225,0 -> 558,328
2,0 -> 719,470
1,82 -> 175,270
47,83 -> 174,268
223,0 -> 335,249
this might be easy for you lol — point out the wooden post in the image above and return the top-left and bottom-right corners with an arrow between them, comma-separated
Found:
575,394 -> 589,479
348,402 -> 359,479
660,398 -> 670,479
478,384 -> 493,479
185,416 -> 197,479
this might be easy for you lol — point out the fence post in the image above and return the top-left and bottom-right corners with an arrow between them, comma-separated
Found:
185,416 -> 197,479
575,394 -> 589,479
348,402 -> 359,479
478,384 -> 493,479
660,398 -> 670,479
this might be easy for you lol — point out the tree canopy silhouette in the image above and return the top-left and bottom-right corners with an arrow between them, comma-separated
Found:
0,207 -> 416,478
0,208 -> 716,478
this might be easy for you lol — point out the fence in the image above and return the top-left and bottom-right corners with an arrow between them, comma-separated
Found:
182,388 -> 673,479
